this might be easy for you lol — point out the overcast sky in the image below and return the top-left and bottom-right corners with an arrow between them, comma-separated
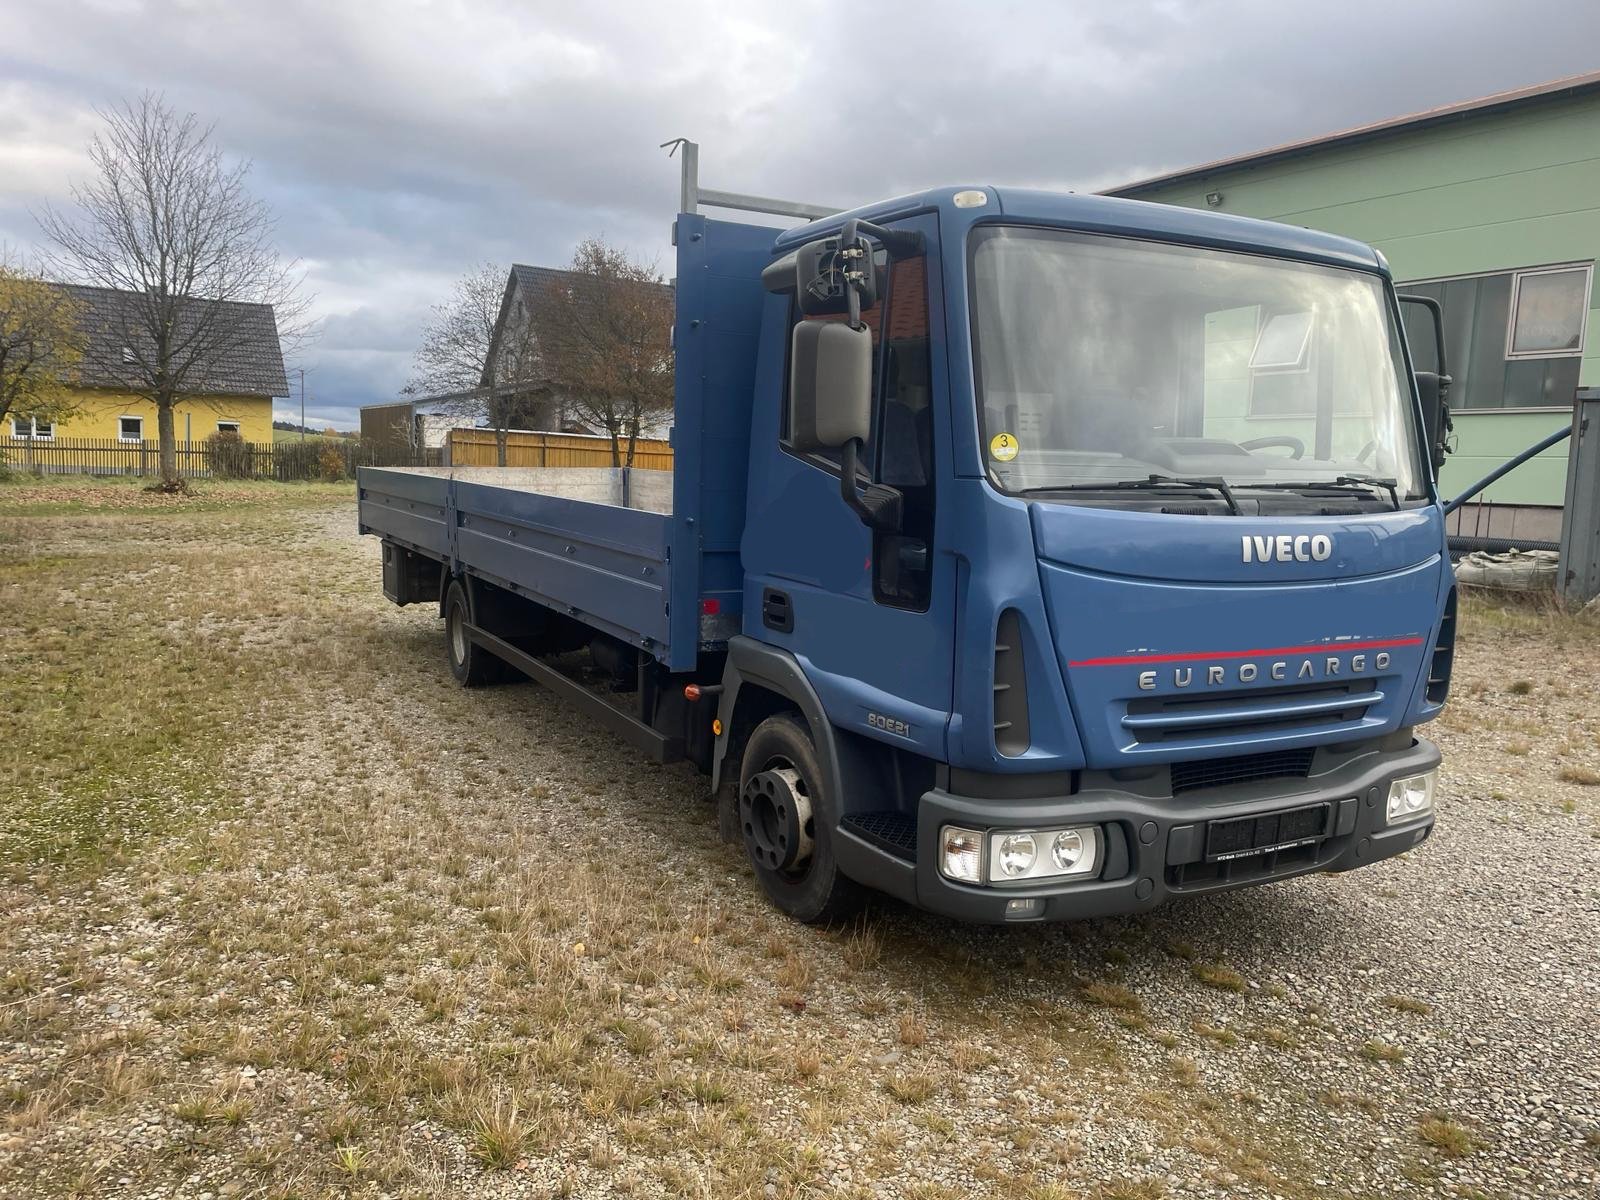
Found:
3,0 -> 1597,428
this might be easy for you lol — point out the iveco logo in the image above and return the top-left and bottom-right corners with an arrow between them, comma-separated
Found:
1243,534 -> 1333,563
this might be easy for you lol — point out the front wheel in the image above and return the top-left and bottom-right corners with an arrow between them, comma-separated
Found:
443,578 -> 503,687
737,714 -> 863,924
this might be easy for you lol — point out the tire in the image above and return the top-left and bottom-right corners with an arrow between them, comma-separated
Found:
737,714 -> 863,924
444,578 -> 502,687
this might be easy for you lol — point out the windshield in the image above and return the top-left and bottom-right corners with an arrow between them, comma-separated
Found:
970,226 -> 1426,505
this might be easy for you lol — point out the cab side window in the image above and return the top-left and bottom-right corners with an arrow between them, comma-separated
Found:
874,256 -> 936,611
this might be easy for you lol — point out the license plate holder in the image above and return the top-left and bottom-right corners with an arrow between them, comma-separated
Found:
1205,802 -> 1331,863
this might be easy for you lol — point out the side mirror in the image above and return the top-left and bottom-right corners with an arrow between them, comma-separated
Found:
1397,293 -> 1453,476
788,320 -> 871,450
1414,371 -> 1449,475
793,236 -> 880,317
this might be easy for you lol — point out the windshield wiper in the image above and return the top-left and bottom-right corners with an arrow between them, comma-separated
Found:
1019,474 -> 1241,515
1240,474 -> 1401,510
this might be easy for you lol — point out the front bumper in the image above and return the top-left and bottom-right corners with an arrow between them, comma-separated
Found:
907,738 -> 1440,923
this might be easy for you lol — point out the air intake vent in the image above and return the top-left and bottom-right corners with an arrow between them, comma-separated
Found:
1427,588 -> 1457,705
1170,748 -> 1315,795
993,609 -> 1030,757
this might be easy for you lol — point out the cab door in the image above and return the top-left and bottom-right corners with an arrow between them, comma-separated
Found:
741,212 -> 954,760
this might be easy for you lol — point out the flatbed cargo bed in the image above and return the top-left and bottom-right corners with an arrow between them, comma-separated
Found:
357,464 -> 681,658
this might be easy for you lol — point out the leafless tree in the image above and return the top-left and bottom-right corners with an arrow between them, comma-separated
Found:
403,262 -> 544,466
529,238 -> 673,467
37,93 -> 307,489
403,261 -> 501,398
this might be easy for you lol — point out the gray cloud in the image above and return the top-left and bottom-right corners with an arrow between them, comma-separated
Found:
3,0 -> 1596,425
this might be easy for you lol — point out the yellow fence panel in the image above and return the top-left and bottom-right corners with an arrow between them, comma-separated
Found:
448,429 -> 673,470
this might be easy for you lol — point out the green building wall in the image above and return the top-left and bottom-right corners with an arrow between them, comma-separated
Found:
1114,91 -> 1600,507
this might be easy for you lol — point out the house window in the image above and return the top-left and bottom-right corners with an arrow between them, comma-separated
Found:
10,416 -> 53,439
216,421 -> 241,435
1400,263 -> 1593,409
118,416 -> 144,442
1508,266 -> 1589,357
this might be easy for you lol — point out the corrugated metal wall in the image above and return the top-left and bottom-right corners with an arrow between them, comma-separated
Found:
447,429 -> 673,470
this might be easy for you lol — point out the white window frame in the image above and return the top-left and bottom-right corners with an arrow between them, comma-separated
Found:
216,420 -> 241,435
10,415 -> 54,440
1505,263 -> 1592,360
117,415 -> 144,443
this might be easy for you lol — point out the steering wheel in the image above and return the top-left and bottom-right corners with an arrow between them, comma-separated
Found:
1356,440 -> 1377,464
1241,435 -> 1305,460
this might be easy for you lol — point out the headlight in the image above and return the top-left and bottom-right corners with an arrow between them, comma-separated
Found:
938,824 -> 1103,886
996,834 -> 1037,878
987,825 -> 1101,885
939,826 -> 983,884
1051,829 -> 1086,872
1385,771 -> 1436,824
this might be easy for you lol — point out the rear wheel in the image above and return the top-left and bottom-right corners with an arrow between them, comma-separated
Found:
738,714 -> 863,924
444,578 -> 502,687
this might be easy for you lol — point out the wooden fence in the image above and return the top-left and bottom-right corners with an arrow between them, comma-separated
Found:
448,428 -> 674,470
0,437 -> 441,481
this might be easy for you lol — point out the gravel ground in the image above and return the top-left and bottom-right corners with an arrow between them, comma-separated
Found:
1,489 -> 1597,1199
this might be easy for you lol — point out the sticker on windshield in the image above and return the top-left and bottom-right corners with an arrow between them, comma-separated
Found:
989,432 -> 1019,462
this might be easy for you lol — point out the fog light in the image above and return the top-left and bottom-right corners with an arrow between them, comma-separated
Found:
996,833 -> 1037,878
1005,897 -> 1043,919
939,826 -> 983,883
1386,771 -> 1436,824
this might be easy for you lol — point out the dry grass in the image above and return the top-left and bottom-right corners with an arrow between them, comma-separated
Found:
0,488 -> 1588,1199
1191,963 -> 1248,993
1360,1040 -> 1406,1064
1081,981 -> 1143,1012
1418,1115 -> 1476,1158
1380,994 -> 1433,1016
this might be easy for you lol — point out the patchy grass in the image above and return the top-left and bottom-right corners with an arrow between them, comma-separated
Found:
1418,1115 -> 1476,1158
1191,963 -> 1248,993
1380,994 -> 1433,1016
0,488 -> 1591,1198
0,474 -> 353,517
1081,981 -> 1143,1012
1558,765 -> 1600,786
1361,1040 -> 1406,1064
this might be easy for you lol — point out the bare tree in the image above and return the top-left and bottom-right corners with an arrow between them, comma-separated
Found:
0,254 -> 86,439
403,262 -> 501,398
529,238 -> 673,467
38,93 -> 305,490
403,262 -> 544,466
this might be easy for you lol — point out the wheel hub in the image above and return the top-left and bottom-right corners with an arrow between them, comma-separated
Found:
740,766 -> 814,873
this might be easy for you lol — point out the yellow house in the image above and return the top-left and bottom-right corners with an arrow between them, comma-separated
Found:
6,283 -> 286,455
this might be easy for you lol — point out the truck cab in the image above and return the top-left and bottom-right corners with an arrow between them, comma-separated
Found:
706,184 -> 1452,923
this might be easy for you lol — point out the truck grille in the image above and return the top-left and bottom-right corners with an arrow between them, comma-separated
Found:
1123,679 -> 1382,745
1170,747 -> 1315,795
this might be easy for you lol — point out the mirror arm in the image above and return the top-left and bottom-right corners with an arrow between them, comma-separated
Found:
840,217 -> 924,262
838,438 -> 903,533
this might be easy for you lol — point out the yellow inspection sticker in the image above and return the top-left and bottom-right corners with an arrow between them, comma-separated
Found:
989,432 -> 1019,462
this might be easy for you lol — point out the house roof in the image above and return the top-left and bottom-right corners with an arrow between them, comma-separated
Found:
481,263 -> 673,389
1108,70 -> 1600,198
53,282 -> 290,398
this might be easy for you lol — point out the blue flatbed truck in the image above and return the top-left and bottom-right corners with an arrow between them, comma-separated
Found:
359,164 -> 1456,925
